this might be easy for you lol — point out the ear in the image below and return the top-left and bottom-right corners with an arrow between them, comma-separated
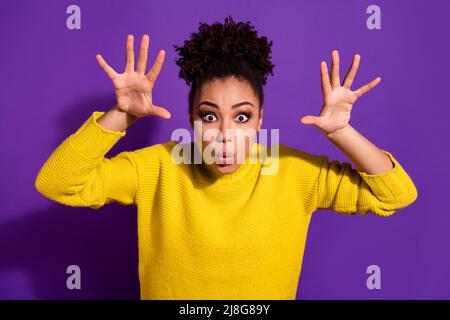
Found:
257,108 -> 264,132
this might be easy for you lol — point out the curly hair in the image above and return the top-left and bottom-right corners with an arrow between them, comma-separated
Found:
172,15 -> 275,124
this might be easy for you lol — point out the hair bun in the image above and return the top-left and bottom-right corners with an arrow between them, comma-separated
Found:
173,15 -> 275,86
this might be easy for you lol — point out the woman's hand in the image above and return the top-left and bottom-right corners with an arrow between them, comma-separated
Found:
95,34 -> 171,119
300,50 -> 381,136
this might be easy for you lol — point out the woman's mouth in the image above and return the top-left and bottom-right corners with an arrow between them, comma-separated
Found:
216,152 -> 234,165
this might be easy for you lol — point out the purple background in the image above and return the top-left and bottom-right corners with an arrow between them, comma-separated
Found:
0,0 -> 447,299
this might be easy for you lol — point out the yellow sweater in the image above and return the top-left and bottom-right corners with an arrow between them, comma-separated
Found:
35,111 -> 418,299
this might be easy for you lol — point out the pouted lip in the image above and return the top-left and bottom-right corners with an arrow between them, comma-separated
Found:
212,144 -> 235,158
215,154 -> 235,165
218,152 -> 234,158
214,151 -> 234,165
222,151 -> 234,156
214,149 -> 234,157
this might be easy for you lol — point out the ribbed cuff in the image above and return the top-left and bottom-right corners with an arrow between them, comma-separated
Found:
356,149 -> 415,199
69,111 -> 127,160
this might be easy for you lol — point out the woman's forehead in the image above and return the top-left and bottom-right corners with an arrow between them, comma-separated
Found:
196,78 -> 258,108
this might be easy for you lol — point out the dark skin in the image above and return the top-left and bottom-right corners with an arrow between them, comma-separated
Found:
190,76 -> 264,175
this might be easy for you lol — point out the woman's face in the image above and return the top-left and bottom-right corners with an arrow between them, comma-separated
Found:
191,76 -> 263,175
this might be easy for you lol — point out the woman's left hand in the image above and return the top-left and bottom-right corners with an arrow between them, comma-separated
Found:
300,50 -> 381,136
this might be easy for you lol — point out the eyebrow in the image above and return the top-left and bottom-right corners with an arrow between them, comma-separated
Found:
197,101 -> 255,109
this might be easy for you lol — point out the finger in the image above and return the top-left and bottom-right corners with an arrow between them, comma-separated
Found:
146,49 -> 165,84
125,34 -> 135,73
330,50 -> 340,88
137,34 -> 150,74
343,54 -> 361,89
320,61 -> 332,97
353,76 -> 381,98
300,115 -> 321,126
95,54 -> 118,80
150,105 -> 171,119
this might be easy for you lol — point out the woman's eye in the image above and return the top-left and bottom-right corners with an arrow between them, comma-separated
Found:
235,113 -> 250,123
202,113 -> 217,122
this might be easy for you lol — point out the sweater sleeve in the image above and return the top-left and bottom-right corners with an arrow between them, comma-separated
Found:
315,149 -> 418,216
35,111 -> 138,209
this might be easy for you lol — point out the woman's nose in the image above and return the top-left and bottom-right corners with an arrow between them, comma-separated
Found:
217,120 -> 233,142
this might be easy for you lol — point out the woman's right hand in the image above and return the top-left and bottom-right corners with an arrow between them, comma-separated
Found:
95,34 -> 171,119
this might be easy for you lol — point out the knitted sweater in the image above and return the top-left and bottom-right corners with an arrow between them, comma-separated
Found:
35,111 -> 418,299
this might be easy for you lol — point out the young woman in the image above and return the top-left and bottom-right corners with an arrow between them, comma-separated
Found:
35,16 -> 418,300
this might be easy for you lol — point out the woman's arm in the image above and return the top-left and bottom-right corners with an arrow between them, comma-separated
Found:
35,33 -> 171,208
97,103 -> 139,132
314,150 -> 417,216
323,123 -> 394,174
301,50 -> 418,215
35,110 -> 139,208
